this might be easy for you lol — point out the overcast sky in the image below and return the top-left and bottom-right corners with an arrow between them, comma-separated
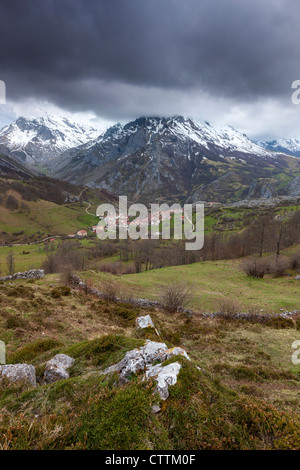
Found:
0,0 -> 300,139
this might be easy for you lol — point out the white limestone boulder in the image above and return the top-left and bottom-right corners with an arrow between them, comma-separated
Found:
44,354 -> 75,384
104,340 -> 168,383
141,340 -> 169,364
103,340 -> 190,386
0,364 -> 36,387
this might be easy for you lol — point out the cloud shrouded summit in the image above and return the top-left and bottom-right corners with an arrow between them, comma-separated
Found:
1,0 -> 300,138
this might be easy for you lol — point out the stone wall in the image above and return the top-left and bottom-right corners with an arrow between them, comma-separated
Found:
0,269 -> 44,282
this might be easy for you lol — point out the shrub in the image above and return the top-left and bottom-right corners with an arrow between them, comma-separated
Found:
98,262 -> 137,276
111,303 -> 139,326
100,279 -> 120,301
157,281 -> 193,313
63,335 -> 143,369
5,315 -> 27,329
266,316 -> 295,329
6,286 -> 34,299
289,251 -> 300,271
9,338 -> 62,363
268,256 -> 289,278
59,267 -> 74,287
219,298 -> 242,316
51,286 -> 71,298
5,195 -> 19,211
240,257 -> 267,278
98,262 -> 122,276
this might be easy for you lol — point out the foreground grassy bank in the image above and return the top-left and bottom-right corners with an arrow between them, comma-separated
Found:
0,275 -> 300,449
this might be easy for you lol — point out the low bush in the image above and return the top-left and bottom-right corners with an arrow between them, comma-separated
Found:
219,298 -> 242,316
9,338 -> 63,364
240,257 -> 268,278
100,279 -> 120,301
268,256 -> 289,278
51,286 -> 71,298
157,282 -> 193,313
266,317 -> 295,329
289,251 -> 300,271
5,315 -> 27,330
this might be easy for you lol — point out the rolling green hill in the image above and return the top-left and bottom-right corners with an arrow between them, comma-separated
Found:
0,176 -> 117,244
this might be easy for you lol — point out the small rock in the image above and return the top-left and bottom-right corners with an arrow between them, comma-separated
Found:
295,275 -> 300,280
136,315 -> 160,337
136,315 -> 155,329
0,364 -> 36,387
44,354 -> 75,384
151,404 -> 161,414
165,346 -> 190,361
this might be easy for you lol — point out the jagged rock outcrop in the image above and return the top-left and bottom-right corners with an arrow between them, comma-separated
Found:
104,341 -> 169,383
0,364 -> 36,387
44,354 -> 75,384
103,339 -> 190,399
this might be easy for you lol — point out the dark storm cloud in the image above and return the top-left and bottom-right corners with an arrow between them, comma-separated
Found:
1,0 -> 299,120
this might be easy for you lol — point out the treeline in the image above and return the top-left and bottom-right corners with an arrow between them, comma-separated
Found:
0,177 -> 82,205
98,209 -> 300,273
42,209 -> 300,276
201,210 -> 300,261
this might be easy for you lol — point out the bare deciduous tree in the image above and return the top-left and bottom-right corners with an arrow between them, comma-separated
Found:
7,252 -> 15,276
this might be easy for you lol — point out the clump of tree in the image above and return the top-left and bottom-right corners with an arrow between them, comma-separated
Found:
241,254 -> 293,279
289,251 -> 300,271
5,195 -> 19,211
268,256 -> 289,278
201,210 -> 300,262
42,240 -> 86,274
240,257 -> 268,278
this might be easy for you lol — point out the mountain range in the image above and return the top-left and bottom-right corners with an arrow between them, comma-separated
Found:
0,114 -> 299,204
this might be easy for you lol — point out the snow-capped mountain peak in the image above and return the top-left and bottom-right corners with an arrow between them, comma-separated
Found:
0,114 -> 103,165
255,138 -> 300,157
